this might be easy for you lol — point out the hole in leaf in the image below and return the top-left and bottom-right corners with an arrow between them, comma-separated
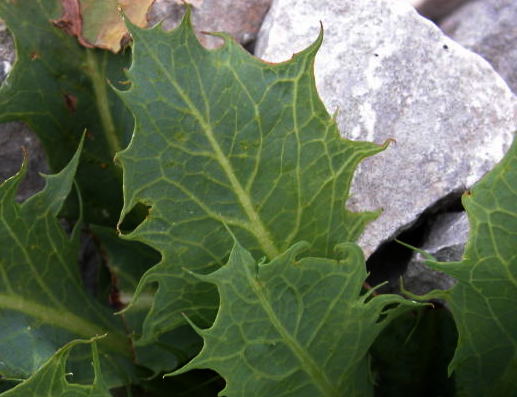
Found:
118,202 -> 152,233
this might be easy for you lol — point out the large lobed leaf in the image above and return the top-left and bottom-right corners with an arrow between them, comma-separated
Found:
175,240 -> 419,396
0,139 -> 133,387
117,9 -> 384,343
0,0 -> 132,225
422,135 -> 517,396
1,338 -> 110,397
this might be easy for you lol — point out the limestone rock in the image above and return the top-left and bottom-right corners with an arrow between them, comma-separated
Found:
0,22 -> 14,82
0,122 -> 48,202
403,212 -> 467,295
403,260 -> 456,295
441,0 -> 517,94
415,0 -> 473,22
147,0 -> 272,49
420,212 -> 469,262
256,0 -> 517,257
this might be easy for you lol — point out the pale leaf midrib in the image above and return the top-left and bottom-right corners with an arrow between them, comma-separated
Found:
138,38 -> 280,259
2,205 -> 119,333
283,62 -> 307,251
225,66 -> 263,195
0,293 -> 130,355
85,50 -> 121,157
0,210 -> 63,309
245,264 -> 339,396
142,111 -> 254,236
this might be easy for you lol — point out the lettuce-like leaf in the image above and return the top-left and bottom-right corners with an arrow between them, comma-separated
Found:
117,9 -> 384,343
420,135 -> 517,396
0,338 -> 110,396
175,240 -> 420,396
0,0 -> 132,225
0,138 -> 134,386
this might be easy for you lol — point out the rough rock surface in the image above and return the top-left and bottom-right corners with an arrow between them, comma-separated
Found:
403,212 -> 467,295
415,0 -> 473,22
0,24 -> 48,201
256,0 -> 517,257
147,0 -> 272,49
0,22 -> 14,81
0,122 -> 48,202
441,0 -> 517,94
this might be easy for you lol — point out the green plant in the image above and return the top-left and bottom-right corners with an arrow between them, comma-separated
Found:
0,1 -> 515,396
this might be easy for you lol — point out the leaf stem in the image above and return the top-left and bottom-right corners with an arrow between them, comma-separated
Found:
136,39 -> 281,259
0,293 -> 131,356
85,50 -> 121,157
246,265 -> 340,396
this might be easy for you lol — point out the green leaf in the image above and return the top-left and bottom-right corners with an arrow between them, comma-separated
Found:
0,138 -> 133,386
90,225 -> 160,301
0,0 -> 132,225
91,225 -> 202,375
422,135 -> 517,396
117,9 -> 384,343
174,240 -> 420,396
370,308 -> 456,396
0,338 -> 110,396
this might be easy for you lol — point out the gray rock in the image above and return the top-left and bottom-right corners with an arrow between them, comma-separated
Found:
404,260 -> 456,295
441,0 -> 517,94
0,22 -> 14,82
422,212 -> 469,260
403,212 -> 467,295
0,24 -> 48,201
415,0 -> 473,22
256,0 -> 517,257
147,0 -> 272,49
0,122 -> 48,202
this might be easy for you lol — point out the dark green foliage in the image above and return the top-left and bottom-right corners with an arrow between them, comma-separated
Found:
0,2 -> 515,395
0,0 -> 132,225
116,10 -> 383,344
371,308 -> 457,397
